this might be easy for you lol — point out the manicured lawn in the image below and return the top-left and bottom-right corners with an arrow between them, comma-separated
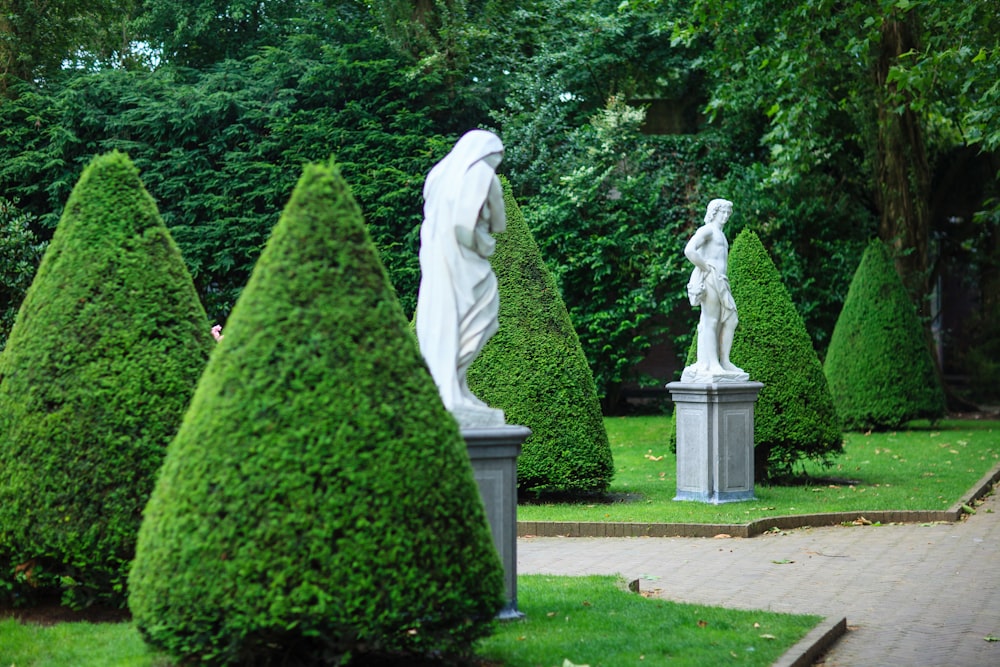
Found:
0,617 -> 171,667
479,575 -> 821,667
517,417 -> 1000,524
1,576 -> 821,667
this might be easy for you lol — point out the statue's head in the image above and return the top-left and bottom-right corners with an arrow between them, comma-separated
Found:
705,198 -> 733,225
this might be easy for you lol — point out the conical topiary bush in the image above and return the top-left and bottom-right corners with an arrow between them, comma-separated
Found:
467,178 -> 613,495
0,151 -> 213,608
823,239 -> 946,430
727,230 -> 842,480
128,161 -> 503,666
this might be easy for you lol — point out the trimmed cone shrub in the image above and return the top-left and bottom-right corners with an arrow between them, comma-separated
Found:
727,230 -> 842,480
129,161 -> 503,666
0,151 -> 212,608
668,230 -> 842,481
824,239 -> 946,430
468,179 -> 613,495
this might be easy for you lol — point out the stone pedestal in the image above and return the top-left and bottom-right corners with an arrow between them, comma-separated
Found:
666,381 -> 763,504
463,424 -> 530,620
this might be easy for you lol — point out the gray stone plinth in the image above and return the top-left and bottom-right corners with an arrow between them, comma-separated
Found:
463,424 -> 530,620
666,381 -> 763,504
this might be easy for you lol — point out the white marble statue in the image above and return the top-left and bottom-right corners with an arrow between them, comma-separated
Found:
681,198 -> 749,383
416,129 -> 507,427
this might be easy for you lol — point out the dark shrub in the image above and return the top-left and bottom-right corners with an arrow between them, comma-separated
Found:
0,151 -> 212,607
129,161 -> 503,666
824,239 -> 946,430
0,197 -> 45,351
468,178 -> 613,495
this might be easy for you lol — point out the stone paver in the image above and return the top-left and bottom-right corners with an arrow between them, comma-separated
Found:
518,489 -> 1000,666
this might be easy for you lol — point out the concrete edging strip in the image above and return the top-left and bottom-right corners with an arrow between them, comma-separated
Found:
773,616 -> 848,667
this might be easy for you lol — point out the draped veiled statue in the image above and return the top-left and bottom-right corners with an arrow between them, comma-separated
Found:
416,130 -> 507,427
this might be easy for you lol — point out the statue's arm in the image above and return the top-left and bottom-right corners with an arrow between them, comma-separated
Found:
684,227 -> 712,272
483,176 -> 506,233
455,220 -> 474,248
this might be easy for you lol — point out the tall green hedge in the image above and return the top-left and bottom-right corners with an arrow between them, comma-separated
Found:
129,161 -> 503,666
823,239 -> 946,430
727,230 -> 842,479
0,151 -> 212,608
467,179 -> 614,495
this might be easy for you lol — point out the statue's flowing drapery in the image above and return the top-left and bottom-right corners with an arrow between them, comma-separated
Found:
416,130 -> 506,412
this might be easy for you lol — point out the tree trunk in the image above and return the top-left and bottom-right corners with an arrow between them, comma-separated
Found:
872,11 -> 976,411
874,12 -> 933,316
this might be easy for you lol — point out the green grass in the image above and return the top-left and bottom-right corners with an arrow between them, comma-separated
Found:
518,417 -> 1000,524
9,416 -> 992,665
1,576 -> 820,667
0,618 -> 171,666
479,575 -> 821,667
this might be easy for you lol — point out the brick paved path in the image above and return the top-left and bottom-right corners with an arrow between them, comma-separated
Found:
518,489 -> 1000,666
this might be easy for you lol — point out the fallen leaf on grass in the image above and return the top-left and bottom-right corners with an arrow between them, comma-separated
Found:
760,634 -> 776,640
697,619 -> 708,627
562,660 -> 590,667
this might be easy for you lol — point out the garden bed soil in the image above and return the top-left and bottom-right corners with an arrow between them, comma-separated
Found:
0,596 -> 130,625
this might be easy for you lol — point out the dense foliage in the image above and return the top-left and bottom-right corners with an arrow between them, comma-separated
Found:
129,161 -> 502,665
468,178 -> 614,495
524,97 -> 708,407
0,152 -> 212,607
824,240 -> 946,430
0,0 -> 996,408
0,8 -> 472,320
726,230 -> 843,480
674,0 -> 1000,302
0,198 -> 44,350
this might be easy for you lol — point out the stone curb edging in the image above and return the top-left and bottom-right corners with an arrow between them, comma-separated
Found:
773,616 -> 848,667
517,461 -> 1000,539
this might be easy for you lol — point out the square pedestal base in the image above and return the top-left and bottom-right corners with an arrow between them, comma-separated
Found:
464,424 -> 530,619
666,381 -> 763,505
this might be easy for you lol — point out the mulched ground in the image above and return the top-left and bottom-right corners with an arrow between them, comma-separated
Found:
0,593 -> 130,625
